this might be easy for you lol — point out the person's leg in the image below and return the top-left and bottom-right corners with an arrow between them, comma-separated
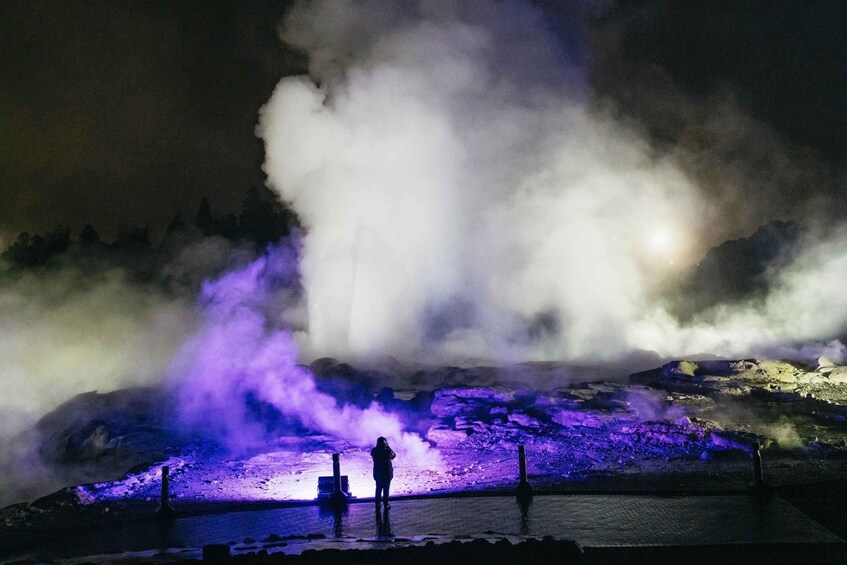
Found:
377,481 -> 389,503
383,479 -> 391,506
375,483 -> 382,503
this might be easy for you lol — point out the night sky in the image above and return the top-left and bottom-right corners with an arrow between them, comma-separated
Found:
2,0 -> 845,247
1,0 -> 305,244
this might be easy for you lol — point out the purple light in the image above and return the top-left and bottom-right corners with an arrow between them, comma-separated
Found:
169,243 -> 440,471
68,246 -> 749,506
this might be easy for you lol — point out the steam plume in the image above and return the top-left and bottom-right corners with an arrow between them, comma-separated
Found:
0,268 -> 194,438
170,243 -> 438,465
260,0 -> 703,363
259,0 -> 847,364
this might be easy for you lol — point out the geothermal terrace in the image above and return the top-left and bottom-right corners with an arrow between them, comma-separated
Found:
3,357 -> 847,562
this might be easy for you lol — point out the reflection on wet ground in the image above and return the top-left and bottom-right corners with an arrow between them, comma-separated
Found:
6,493 -> 843,563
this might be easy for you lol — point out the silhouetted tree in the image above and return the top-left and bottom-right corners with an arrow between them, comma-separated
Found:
10,232 -> 31,251
43,226 -> 71,255
4,232 -> 33,264
112,225 -> 151,251
216,213 -> 239,240
239,186 -> 273,243
79,224 -> 101,246
3,227 -> 71,266
195,196 -> 215,236
165,213 -> 188,235
238,185 -> 298,246
158,213 -> 195,253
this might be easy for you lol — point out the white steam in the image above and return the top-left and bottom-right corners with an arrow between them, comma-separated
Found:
0,268 -> 195,438
259,0 -> 847,364
636,228 -> 847,361
260,0 -> 703,363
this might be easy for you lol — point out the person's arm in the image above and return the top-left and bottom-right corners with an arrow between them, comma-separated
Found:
388,447 -> 396,460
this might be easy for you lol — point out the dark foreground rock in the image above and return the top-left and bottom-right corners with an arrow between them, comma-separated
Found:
180,537 -> 844,565
227,538 -> 582,564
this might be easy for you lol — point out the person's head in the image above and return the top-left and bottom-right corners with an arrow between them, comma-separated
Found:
376,436 -> 387,448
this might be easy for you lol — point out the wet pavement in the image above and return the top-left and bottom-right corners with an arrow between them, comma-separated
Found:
4,493 -> 844,563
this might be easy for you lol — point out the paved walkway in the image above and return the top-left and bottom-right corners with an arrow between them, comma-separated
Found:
5,494 -> 844,562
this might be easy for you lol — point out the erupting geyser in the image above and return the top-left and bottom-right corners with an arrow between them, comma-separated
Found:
258,0 -> 705,363
259,0 -> 847,365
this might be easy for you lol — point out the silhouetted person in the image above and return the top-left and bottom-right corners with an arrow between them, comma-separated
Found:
371,436 -> 395,508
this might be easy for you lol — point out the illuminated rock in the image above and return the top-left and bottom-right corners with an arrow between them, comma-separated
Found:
552,410 -> 606,429
826,367 -> 847,384
506,412 -> 542,429
425,426 -> 469,446
430,387 -> 514,418
816,356 -> 836,372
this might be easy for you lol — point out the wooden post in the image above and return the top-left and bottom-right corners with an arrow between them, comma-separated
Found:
516,444 -> 533,500
752,442 -> 764,485
333,453 -> 342,492
330,453 -> 347,508
161,465 -> 169,507
519,445 -> 528,485
748,441 -> 772,501
156,465 -> 175,518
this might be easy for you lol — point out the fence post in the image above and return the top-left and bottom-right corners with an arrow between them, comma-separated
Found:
330,453 -> 347,508
752,442 -> 764,486
156,465 -> 175,519
516,444 -> 533,501
748,441 -> 772,502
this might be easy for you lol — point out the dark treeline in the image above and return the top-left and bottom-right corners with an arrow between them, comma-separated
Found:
4,185 -> 298,264
1,186 -> 299,283
2,187 -> 806,324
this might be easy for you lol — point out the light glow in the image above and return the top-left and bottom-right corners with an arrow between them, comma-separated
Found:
646,227 -> 676,257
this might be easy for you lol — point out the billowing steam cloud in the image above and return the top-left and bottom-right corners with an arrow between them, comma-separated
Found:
259,0 -> 703,363
635,228 -> 847,362
259,0 -> 847,364
0,265 -> 197,506
0,267 -> 194,438
170,243 -> 438,465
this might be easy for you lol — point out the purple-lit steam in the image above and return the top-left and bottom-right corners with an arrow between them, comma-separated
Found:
170,243 -> 439,466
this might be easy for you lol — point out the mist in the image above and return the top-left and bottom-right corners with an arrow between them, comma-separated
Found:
0,233 -> 270,505
636,226 -> 847,363
0,266 -> 195,439
169,241 -> 438,466
0,259 -> 197,506
258,0 -> 847,365
259,0 -> 703,364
